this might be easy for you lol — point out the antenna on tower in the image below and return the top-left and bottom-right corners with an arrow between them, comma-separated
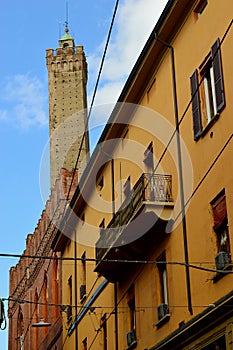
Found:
65,1 -> 69,32
58,20 -> 62,39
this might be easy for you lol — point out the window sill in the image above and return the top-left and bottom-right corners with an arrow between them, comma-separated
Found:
213,263 -> 232,283
195,113 -> 220,141
126,340 -> 137,350
80,294 -> 87,304
155,313 -> 170,329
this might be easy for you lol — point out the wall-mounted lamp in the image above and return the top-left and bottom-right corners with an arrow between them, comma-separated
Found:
32,318 -> 51,327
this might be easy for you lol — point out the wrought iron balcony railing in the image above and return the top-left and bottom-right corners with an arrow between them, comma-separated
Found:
96,173 -> 173,262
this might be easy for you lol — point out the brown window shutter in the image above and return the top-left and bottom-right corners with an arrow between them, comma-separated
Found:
190,70 -> 202,140
211,38 -> 225,113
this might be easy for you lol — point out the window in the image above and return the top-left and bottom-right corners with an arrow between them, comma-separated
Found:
211,191 -> 231,270
82,337 -> 87,350
101,314 -> 107,350
122,128 -> 129,148
99,218 -> 105,237
17,308 -> 24,350
80,212 -> 85,225
156,253 -> 170,325
123,176 -> 131,199
143,142 -> 154,172
42,272 -> 49,328
203,335 -> 226,350
52,255 -> 59,319
126,285 -> 137,349
190,38 -> 225,140
67,276 -> 72,323
34,290 -> 39,350
158,258 -> 168,306
194,0 -> 208,19
97,176 -> 104,191
99,218 -> 105,229
128,285 -> 136,333
80,252 -> 87,302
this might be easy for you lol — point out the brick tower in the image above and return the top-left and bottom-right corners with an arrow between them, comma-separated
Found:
46,24 -> 89,189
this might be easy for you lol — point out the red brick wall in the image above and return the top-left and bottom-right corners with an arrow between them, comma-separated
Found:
8,169 -> 77,350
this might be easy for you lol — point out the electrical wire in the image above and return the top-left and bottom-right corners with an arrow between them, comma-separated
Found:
2,252 -> 233,272
5,13 -> 233,350
173,134 -> 233,225
152,19 -> 233,177
65,0 -> 120,204
3,252 -> 233,274
5,294 -> 233,315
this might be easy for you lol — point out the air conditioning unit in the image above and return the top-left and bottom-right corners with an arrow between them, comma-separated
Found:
157,303 -> 169,320
215,251 -> 230,270
126,330 -> 136,347
80,284 -> 86,301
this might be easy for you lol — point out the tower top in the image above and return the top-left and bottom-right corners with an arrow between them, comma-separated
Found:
59,23 -> 74,51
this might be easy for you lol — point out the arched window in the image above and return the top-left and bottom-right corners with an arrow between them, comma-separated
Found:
33,289 -> 39,350
42,272 -> 49,338
52,254 -> 59,319
17,307 -> 24,350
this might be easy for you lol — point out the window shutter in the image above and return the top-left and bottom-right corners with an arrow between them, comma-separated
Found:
190,70 -> 202,140
211,193 -> 227,231
211,38 -> 225,113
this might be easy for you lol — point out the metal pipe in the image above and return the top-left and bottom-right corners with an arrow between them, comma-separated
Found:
111,159 -> 116,216
155,34 -> 193,315
114,283 -> 119,350
111,158 -> 118,350
74,229 -> 79,349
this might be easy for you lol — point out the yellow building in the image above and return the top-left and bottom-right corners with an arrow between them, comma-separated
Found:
53,0 -> 233,349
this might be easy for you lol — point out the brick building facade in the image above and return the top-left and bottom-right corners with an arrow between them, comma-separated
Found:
8,24 -> 89,350
8,169 -> 78,350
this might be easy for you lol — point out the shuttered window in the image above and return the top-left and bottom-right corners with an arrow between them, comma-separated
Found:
211,190 -> 230,255
211,38 -> 225,113
212,193 -> 227,231
190,38 -> 225,140
190,70 -> 202,140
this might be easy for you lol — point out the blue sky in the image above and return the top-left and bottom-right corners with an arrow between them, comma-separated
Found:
0,0 -> 167,346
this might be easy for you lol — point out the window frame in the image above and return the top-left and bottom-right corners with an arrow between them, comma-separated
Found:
190,38 -> 225,140
211,191 -> 230,255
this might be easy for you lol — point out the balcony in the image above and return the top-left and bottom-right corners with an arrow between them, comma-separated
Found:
95,173 -> 174,282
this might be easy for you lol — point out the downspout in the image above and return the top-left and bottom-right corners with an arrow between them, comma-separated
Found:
155,35 -> 193,315
111,159 -> 119,350
74,229 -> 78,349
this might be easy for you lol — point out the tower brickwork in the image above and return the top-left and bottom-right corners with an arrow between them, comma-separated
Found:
46,26 -> 89,189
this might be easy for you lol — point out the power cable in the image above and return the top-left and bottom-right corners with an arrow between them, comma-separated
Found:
173,133 -> 233,225
152,19 -> 233,176
2,252 -> 233,273
65,0 -> 120,204
5,294 -> 233,314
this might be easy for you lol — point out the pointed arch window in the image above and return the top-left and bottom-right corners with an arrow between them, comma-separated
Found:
17,308 -> 24,350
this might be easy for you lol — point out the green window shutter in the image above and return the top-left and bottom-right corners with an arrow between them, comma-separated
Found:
190,70 -> 202,140
211,38 -> 225,113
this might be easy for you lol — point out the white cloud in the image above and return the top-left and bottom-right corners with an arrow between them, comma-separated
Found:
0,74 -> 47,129
87,0 -> 168,116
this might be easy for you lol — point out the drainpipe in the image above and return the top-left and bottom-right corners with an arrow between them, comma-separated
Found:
155,35 -> 193,315
74,229 -> 78,349
111,158 -> 119,350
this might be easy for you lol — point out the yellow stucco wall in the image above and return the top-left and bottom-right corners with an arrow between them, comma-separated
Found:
61,1 -> 233,349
